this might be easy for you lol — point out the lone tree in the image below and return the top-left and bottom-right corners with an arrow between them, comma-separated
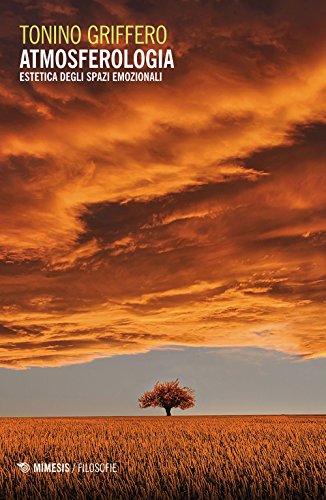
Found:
138,379 -> 195,416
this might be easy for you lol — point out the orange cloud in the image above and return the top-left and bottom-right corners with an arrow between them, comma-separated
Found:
0,0 -> 326,367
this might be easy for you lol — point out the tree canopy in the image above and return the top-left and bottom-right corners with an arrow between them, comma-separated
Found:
138,379 -> 195,416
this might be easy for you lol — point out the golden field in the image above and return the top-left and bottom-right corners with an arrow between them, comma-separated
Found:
0,415 -> 325,499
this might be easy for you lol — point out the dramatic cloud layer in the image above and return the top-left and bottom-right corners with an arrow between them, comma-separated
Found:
0,0 -> 325,367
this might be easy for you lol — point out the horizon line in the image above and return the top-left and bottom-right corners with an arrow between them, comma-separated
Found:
1,413 -> 325,418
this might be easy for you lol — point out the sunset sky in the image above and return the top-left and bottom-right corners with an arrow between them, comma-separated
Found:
0,0 -> 325,414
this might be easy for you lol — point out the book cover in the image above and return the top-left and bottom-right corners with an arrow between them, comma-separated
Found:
0,1 -> 325,498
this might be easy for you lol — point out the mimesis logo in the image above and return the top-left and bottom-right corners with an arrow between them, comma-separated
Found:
15,461 -> 119,474
16,462 -> 30,473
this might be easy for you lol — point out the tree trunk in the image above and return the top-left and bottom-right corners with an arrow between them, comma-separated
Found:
165,407 -> 171,416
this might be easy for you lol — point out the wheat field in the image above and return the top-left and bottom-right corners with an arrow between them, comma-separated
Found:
0,415 -> 325,499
